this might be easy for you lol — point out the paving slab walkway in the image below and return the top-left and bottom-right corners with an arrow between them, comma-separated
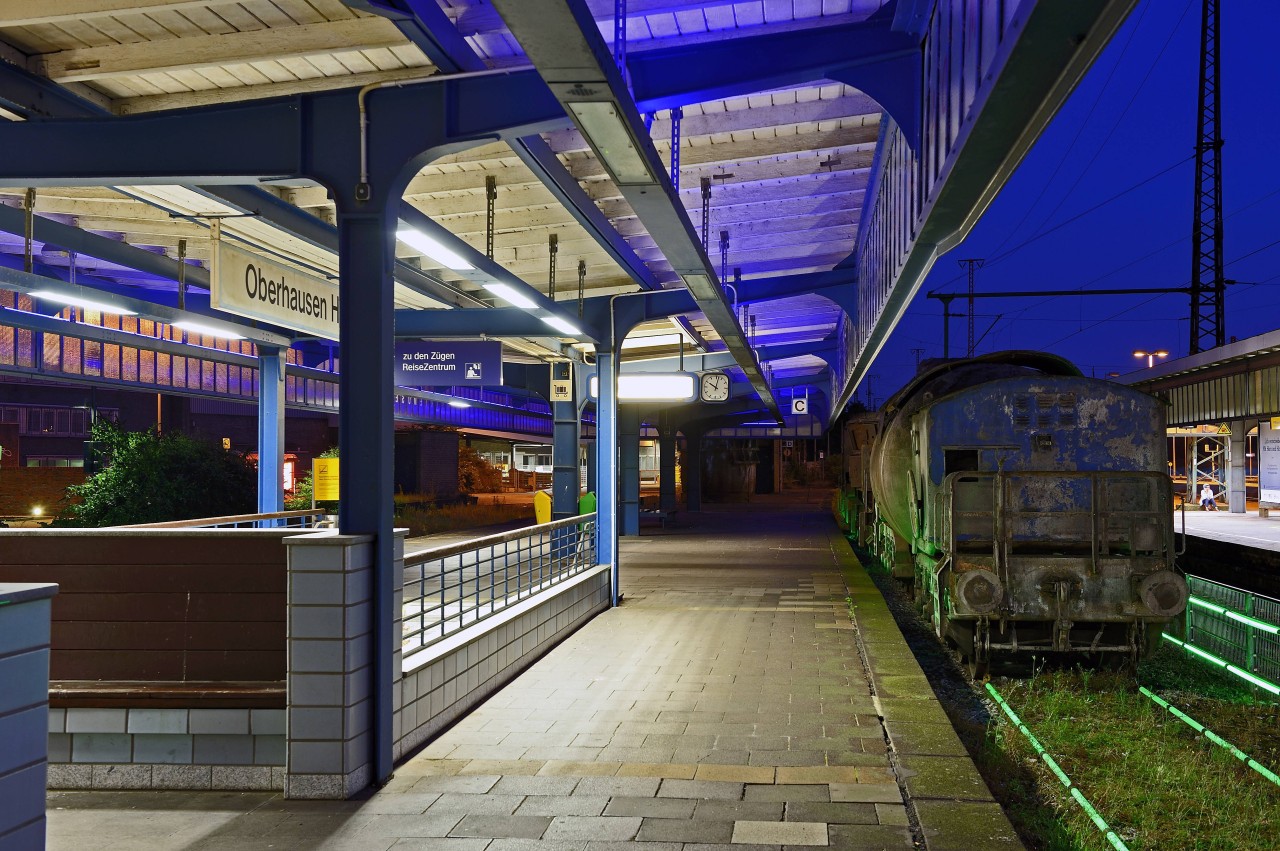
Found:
46,499 -> 1020,850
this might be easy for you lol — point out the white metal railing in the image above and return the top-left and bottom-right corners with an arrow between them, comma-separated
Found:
401,513 -> 597,657
118,509 -> 330,529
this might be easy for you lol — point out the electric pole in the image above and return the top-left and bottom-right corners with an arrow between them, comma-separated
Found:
957,258 -> 985,357
1190,0 -> 1224,353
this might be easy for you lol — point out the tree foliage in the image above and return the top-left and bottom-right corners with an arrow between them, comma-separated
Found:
284,445 -> 339,511
66,421 -> 257,526
459,445 -> 503,493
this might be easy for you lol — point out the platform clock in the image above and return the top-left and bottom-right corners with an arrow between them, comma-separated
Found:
700,371 -> 731,403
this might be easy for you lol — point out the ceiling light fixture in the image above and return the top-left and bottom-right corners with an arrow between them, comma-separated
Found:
566,101 -> 656,185
542,315 -> 583,337
621,332 -> 690,350
173,320 -> 246,340
29,289 -> 137,316
396,226 -> 474,271
483,282 -> 538,310
589,373 -> 697,401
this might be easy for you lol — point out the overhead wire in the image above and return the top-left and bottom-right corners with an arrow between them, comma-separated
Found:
930,156 -> 1192,295
1039,234 -> 1280,349
980,0 -> 1153,260
976,182 -> 1280,342
1014,0 -> 1196,243
930,0 -> 1197,296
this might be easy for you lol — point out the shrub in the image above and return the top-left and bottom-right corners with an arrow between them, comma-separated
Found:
66,421 -> 256,526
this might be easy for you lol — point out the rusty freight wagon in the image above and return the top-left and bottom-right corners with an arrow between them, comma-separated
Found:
843,352 -> 1187,676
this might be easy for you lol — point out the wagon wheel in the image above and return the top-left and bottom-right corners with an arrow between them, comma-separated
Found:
967,618 -> 991,681
967,656 -> 990,681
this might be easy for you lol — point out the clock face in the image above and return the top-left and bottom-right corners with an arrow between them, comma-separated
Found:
700,371 -> 730,403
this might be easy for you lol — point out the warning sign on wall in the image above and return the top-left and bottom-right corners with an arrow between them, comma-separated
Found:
313,457 -> 340,501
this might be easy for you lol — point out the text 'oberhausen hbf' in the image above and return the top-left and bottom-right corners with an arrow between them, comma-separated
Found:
245,264 -> 338,323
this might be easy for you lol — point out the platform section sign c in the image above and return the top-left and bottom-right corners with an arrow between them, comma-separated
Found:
1260,425 -> 1280,505
395,341 -> 502,387
210,241 -> 339,340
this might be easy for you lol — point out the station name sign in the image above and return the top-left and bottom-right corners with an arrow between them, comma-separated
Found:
395,341 -> 502,387
210,241 -> 339,340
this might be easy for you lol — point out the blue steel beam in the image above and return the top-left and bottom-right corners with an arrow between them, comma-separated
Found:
736,269 -> 858,313
626,14 -> 921,147
0,70 -> 567,189
579,289 -> 697,343
395,306 -> 601,344
0,60 -> 483,310
396,205 -> 583,334
508,136 -> 665,292
0,263 -> 289,345
490,0 -> 781,423
207,186 -> 485,309
343,0 -> 484,74
345,0 -> 699,350
0,203 -> 210,289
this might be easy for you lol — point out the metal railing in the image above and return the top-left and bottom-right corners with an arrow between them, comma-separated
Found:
1166,575 -> 1280,694
118,509 -> 330,529
402,513 -> 597,657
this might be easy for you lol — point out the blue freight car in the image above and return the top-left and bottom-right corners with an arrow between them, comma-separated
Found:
843,351 -> 1187,676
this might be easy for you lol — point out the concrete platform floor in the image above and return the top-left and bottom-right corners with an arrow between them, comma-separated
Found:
46,496 -> 1019,850
1178,508 -> 1280,552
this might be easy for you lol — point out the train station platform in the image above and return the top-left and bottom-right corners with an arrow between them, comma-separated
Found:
1179,509 -> 1280,553
45,500 -> 1018,850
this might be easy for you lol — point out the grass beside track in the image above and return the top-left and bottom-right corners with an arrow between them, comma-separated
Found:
394,497 -> 534,537
985,648 -> 1280,851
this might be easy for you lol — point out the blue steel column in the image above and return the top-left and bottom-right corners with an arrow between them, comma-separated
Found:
257,345 -> 286,516
552,361 -> 580,519
336,208 -> 395,786
658,411 -> 677,512
595,350 -> 618,603
585,438 -> 597,496
619,406 -> 641,536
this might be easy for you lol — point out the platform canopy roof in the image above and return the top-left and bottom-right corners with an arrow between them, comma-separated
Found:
0,0 -> 872,391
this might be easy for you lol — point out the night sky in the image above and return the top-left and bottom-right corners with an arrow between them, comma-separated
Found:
868,0 -> 1280,405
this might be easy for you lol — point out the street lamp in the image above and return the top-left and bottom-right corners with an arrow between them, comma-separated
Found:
1133,349 -> 1169,368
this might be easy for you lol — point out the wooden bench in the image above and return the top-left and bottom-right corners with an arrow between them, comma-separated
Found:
639,508 -> 677,528
49,681 -> 285,709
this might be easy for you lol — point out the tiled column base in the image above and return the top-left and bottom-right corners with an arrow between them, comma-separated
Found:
284,530 -> 405,799
0,583 -> 57,851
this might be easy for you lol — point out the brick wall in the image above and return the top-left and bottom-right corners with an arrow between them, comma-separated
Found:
0,468 -> 83,517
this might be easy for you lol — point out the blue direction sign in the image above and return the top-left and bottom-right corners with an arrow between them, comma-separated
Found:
395,341 -> 502,387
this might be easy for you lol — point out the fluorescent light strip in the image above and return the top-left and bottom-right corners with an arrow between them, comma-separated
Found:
483,283 -> 537,310
621,333 -> 689,350
173,320 -> 246,341
29,289 -> 137,316
447,400 -> 472,409
396,226 -> 474,271
542,315 -> 583,337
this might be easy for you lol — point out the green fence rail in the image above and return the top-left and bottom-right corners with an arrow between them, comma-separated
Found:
1167,575 -> 1280,696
